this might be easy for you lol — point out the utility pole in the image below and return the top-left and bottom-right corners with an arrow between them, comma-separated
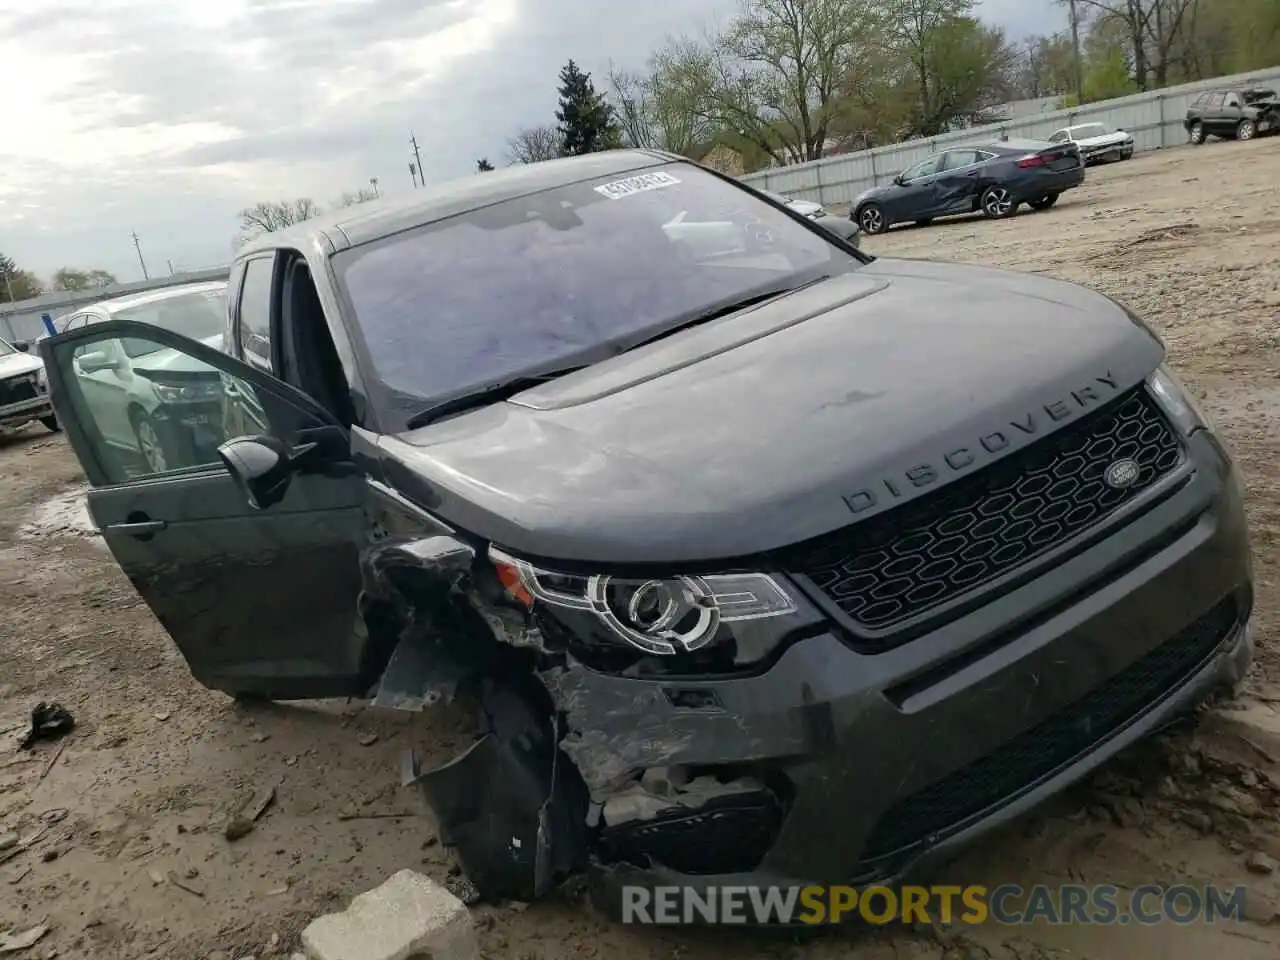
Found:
410,132 -> 425,189
1069,0 -> 1084,106
131,230 -> 150,280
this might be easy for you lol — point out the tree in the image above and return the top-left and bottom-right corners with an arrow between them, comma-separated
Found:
883,0 -> 1017,136
1060,0 -> 1197,89
505,125 -> 562,164
555,59 -> 621,155
51,268 -> 117,292
607,61 -> 711,156
0,253 -> 43,302
236,198 -> 321,243
1082,12 -> 1138,99
333,189 -> 378,208
477,157 -> 495,172
1016,33 -> 1079,98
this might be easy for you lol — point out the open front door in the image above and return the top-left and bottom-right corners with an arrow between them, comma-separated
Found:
41,319 -> 371,700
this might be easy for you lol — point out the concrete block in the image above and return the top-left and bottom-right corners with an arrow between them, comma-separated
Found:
301,869 -> 478,960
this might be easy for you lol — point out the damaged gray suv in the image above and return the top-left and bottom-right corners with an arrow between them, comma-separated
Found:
41,150 -> 1253,913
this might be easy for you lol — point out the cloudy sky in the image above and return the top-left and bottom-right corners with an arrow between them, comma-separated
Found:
0,0 -> 1059,283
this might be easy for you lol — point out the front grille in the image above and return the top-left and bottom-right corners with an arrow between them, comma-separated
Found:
857,596 -> 1239,865
791,388 -> 1182,645
0,376 -> 37,406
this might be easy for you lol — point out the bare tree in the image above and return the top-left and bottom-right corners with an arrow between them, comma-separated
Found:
333,188 -> 378,208
237,198 -> 322,244
607,60 -> 710,155
504,125 -> 562,164
1060,0 -> 1196,88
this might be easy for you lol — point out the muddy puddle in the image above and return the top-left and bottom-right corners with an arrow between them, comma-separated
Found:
17,485 -> 99,542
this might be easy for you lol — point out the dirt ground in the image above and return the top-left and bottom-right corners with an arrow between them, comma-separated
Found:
4,139 -> 1280,960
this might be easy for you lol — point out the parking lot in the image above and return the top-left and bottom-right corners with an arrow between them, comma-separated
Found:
3,138 -> 1280,959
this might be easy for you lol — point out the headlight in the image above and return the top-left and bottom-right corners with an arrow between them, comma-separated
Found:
1147,364 -> 1208,434
490,547 -> 798,656
153,381 -> 222,402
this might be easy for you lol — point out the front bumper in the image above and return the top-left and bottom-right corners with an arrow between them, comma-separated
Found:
570,427 -> 1251,911
0,393 -> 54,428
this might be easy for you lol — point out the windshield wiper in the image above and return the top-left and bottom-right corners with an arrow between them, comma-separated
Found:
618,275 -> 830,355
404,366 -> 586,429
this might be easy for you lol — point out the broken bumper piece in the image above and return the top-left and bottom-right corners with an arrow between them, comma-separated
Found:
400,680 -> 588,904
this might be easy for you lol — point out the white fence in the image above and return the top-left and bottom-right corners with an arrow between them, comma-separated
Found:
740,67 -> 1280,206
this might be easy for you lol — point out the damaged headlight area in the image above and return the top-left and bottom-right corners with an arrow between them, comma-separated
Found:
489,547 -> 821,670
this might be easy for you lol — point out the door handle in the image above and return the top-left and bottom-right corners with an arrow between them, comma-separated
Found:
106,519 -> 168,536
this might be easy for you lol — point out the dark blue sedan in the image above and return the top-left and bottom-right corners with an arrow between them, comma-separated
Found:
851,138 -> 1085,234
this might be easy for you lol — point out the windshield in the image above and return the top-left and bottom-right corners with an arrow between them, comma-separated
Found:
0,338 -> 13,357
1070,124 -> 1108,137
111,288 -> 228,359
334,162 -> 858,414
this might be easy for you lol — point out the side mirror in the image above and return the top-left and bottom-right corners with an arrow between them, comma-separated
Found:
218,434 -> 311,510
76,350 -> 118,373
893,174 -> 906,186
12,340 -> 29,353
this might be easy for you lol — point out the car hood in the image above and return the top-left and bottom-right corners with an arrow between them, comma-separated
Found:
382,259 -> 1164,564
132,334 -> 225,379
1078,132 -> 1130,145
0,352 -> 43,379
786,199 -> 823,216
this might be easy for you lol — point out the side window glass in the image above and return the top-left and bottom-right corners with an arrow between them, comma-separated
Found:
50,327 -> 300,485
942,150 -> 978,170
1209,93 -> 1225,110
903,156 -> 940,180
1225,93 -> 1241,108
238,258 -> 275,372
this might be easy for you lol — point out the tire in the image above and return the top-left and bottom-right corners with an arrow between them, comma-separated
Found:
40,415 -> 60,433
979,185 -> 1018,220
1188,122 -> 1205,145
1028,193 -> 1059,211
857,203 -> 889,235
131,410 -> 171,474
1237,118 -> 1257,141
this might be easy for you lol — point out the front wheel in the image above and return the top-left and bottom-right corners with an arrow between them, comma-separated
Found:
980,186 -> 1018,219
858,203 -> 889,235
40,415 -> 60,433
1028,193 -> 1059,211
1189,122 -> 1205,145
1237,118 -> 1257,141
132,411 -> 171,474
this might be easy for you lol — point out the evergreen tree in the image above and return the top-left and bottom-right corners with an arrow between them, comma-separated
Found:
555,59 -> 620,156
477,157 -> 495,172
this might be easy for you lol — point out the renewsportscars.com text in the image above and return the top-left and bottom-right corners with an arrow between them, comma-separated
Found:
621,883 -> 1249,926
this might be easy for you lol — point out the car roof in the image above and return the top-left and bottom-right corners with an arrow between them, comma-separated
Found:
92,280 -> 227,315
237,149 -> 679,257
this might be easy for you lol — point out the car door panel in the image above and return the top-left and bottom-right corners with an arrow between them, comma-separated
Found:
40,318 -> 371,700
888,157 -> 943,220
89,470 -> 367,697
935,151 -> 983,213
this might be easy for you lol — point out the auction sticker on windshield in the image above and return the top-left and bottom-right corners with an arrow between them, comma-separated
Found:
594,171 -> 681,200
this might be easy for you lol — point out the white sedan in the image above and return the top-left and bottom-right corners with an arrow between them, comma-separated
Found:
1048,123 -> 1135,165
